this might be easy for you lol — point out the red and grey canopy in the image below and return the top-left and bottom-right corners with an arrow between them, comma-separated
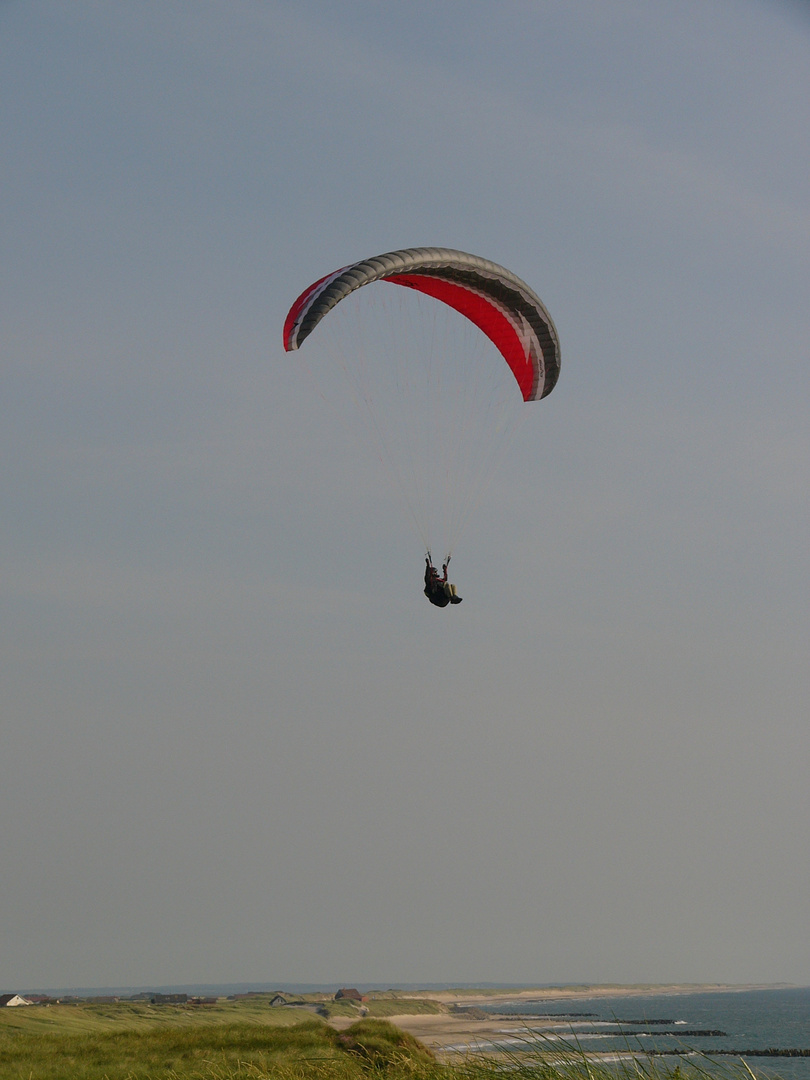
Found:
283,247 -> 560,402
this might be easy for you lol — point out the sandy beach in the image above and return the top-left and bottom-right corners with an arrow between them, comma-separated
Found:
366,985 -> 776,1059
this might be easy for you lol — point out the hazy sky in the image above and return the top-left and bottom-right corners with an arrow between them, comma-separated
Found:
2,0 -> 809,992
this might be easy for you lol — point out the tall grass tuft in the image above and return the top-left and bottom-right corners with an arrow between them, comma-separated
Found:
452,1029 -> 775,1080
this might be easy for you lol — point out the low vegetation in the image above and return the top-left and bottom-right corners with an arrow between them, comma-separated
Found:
0,998 -> 310,1037
318,998 -> 444,1020
453,1031 -> 776,1080
0,999 -> 774,1080
0,1014 -> 439,1080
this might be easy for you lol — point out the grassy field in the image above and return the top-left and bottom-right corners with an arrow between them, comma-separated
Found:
318,998 -> 444,1020
0,998 -> 310,1036
0,997 -> 774,1080
0,1010 -> 438,1080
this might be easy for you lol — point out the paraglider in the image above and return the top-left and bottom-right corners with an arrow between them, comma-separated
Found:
424,554 -> 462,607
283,248 -> 561,606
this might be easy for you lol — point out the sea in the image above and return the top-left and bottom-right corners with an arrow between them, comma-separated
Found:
476,987 -> 810,1080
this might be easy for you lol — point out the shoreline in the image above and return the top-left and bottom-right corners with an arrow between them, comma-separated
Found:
370,984 -> 787,1058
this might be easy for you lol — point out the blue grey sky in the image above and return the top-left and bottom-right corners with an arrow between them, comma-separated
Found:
1,0 -> 808,991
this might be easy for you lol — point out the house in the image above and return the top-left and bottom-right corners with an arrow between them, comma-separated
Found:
334,988 -> 364,1002
0,995 -> 32,1007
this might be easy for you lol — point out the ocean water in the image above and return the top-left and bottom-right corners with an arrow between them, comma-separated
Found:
479,987 -> 810,1080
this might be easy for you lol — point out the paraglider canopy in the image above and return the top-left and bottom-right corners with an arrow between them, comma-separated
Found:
283,247 -> 561,563
283,247 -> 560,402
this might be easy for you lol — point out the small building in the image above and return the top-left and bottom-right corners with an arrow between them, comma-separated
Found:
0,995 -> 32,1007
334,988 -> 364,1002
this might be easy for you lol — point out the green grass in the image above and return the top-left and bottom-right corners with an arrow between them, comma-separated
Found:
317,1000 -> 444,1021
0,1003 -> 776,1080
365,1000 -> 444,1019
0,1015 -> 442,1080
453,1028 -> 777,1080
0,999 -> 311,1036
